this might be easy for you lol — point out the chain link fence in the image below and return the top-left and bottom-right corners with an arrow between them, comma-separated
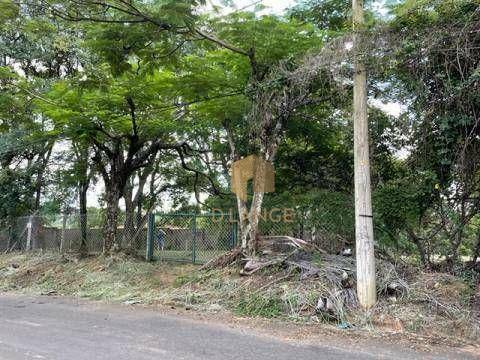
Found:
149,213 -> 237,264
0,214 -> 105,253
258,207 -> 354,254
149,207 -> 353,263
0,212 -> 239,264
0,205 -> 353,262
115,212 -> 149,254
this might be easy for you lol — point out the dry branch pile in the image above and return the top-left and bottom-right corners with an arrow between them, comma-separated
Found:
204,236 -> 408,319
194,238 -> 478,341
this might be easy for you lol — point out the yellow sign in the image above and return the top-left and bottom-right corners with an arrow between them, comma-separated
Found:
231,155 -> 275,201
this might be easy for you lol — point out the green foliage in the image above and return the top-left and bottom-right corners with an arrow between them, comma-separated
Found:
290,0 -> 352,32
40,64 -> 183,142
235,292 -> 284,318
0,168 -> 34,220
374,170 -> 437,232
0,0 -> 19,22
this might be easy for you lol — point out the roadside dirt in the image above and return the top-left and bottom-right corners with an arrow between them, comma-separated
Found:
141,301 -> 480,358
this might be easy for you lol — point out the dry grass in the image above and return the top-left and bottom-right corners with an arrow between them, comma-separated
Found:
0,251 -> 197,303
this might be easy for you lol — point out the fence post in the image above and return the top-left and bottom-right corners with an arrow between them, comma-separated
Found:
7,220 -> 16,252
192,213 -> 197,264
60,213 -> 67,252
146,213 -> 155,261
26,216 -> 33,250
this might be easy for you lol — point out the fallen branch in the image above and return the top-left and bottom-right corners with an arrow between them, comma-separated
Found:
285,259 -> 321,280
240,256 -> 286,276
259,236 -> 326,254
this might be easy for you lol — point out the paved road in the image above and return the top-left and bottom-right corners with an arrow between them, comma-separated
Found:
0,294 -> 475,360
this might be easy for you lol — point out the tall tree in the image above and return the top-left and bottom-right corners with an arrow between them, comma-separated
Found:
374,0 -> 480,269
41,63 -> 214,250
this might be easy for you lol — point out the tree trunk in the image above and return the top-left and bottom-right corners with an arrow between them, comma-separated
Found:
353,0 -> 376,309
72,143 -> 90,254
123,180 -> 135,248
136,192 -> 144,229
448,224 -> 465,268
103,186 -> 121,252
234,150 -> 275,254
237,196 -> 249,249
406,227 -> 430,269
234,170 -> 268,254
472,228 -> 480,265
445,198 -> 468,268
34,145 -> 53,211
123,167 -> 152,249
79,179 -> 89,254
133,168 -> 150,229
247,191 -> 265,254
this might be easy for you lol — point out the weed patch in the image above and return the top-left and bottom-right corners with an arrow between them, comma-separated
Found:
235,292 -> 284,318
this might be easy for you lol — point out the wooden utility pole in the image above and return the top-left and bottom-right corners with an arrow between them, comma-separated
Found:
60,213 -> 67,252
352,0 -> 376,309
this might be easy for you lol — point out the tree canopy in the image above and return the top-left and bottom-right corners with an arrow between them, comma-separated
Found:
1,0 -> 479,268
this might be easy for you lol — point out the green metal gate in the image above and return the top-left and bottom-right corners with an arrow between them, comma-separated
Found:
146,212 -> 237,264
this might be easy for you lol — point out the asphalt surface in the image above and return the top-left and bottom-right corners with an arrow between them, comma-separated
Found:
0,294 -> 476,360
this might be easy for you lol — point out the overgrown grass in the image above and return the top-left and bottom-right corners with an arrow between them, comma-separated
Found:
235,292 -> 284,318
0,251 -> 196,304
